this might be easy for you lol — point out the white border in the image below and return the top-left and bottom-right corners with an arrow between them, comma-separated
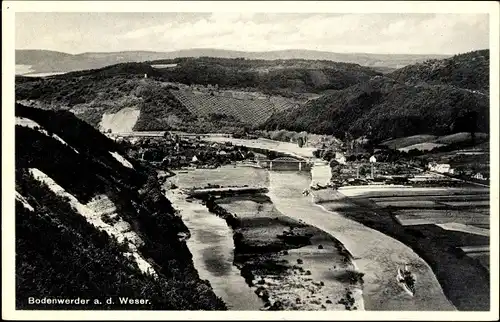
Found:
2,1 -> 499,321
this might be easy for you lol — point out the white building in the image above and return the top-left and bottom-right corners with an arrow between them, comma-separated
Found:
369,155 -> 377,163
473,172 -> 486,180
335,152 -> 346,164
428,162 -> 451,174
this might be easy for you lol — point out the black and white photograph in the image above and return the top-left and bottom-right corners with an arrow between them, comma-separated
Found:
2,1 -> 499,320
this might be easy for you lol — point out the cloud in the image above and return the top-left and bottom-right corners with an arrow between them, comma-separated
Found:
16,13 -> 489,54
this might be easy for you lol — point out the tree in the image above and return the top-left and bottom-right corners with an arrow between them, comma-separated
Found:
297,137 -> 304,148
466,111 -> 479,145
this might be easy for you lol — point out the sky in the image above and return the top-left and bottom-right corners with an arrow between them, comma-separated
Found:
15,12 -> 490,55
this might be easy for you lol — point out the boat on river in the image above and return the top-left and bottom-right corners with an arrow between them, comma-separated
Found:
397,264 -> 416,295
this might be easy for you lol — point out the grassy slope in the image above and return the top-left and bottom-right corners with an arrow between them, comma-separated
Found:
381,135 -> 438,149
15,104 -> 226,310
381,132 -> 489,150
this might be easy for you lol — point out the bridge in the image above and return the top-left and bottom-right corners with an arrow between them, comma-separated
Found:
257,156 -> 312,171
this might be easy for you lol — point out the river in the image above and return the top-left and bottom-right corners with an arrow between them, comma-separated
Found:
267,167 -> 454,310
165,176 -> 264,311
163,138 -> 455,311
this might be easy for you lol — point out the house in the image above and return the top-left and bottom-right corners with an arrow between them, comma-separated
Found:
191,155 -> 199,163
335,152 -> 346,165
473,172 -> 486,180
369,155 -> 377,163
428,162 -> 451,174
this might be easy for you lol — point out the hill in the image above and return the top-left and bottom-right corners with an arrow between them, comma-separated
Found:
16,48 -> 449,75
15,49 -> 73,66
150,56 -> 382,96
15,60 -> 380,132
261,76 -> 489,142
14,103 -> 226,310
15,63 -> 197,132
388,50 -> 489,93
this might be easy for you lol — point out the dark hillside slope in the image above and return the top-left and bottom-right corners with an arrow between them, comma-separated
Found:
389,49 -> 489,92
262,76 -> 489,141
15,104 -> 226,310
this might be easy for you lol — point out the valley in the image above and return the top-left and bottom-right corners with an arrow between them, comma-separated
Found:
116,132 -> 489,311
13,47 -> 492,312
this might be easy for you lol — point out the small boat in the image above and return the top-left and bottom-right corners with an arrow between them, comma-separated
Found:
397,264 -> 416,295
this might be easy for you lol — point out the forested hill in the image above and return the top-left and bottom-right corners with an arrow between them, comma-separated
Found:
261,76 -> 489,142
388,49 -> 489,93
15,51 -> 489,141
14,103 -> 226,310
149,57 -> 382,95
16,57 -> 382,97
15,59 -> 382,133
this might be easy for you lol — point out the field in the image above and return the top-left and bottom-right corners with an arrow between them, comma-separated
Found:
336,184 -> 490,310
380,132 -> 489,150
398,142 -> 445,152
381,135 -> 438,149
168,165 -> 268,189
171,90 -> 297,126
434,132 -> 489,144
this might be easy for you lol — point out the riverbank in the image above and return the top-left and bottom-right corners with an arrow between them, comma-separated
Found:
165,166 -> 364,310
268,171 -> 455,311
162,161 -> 457,311
207,193 -> 364,311
328,185 -> 490,311
164,188 -> 265,310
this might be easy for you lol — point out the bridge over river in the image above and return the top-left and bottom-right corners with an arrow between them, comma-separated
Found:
256,156 -> 313,171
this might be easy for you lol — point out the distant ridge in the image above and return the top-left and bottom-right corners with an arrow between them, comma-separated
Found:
16,48 -> 450,75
